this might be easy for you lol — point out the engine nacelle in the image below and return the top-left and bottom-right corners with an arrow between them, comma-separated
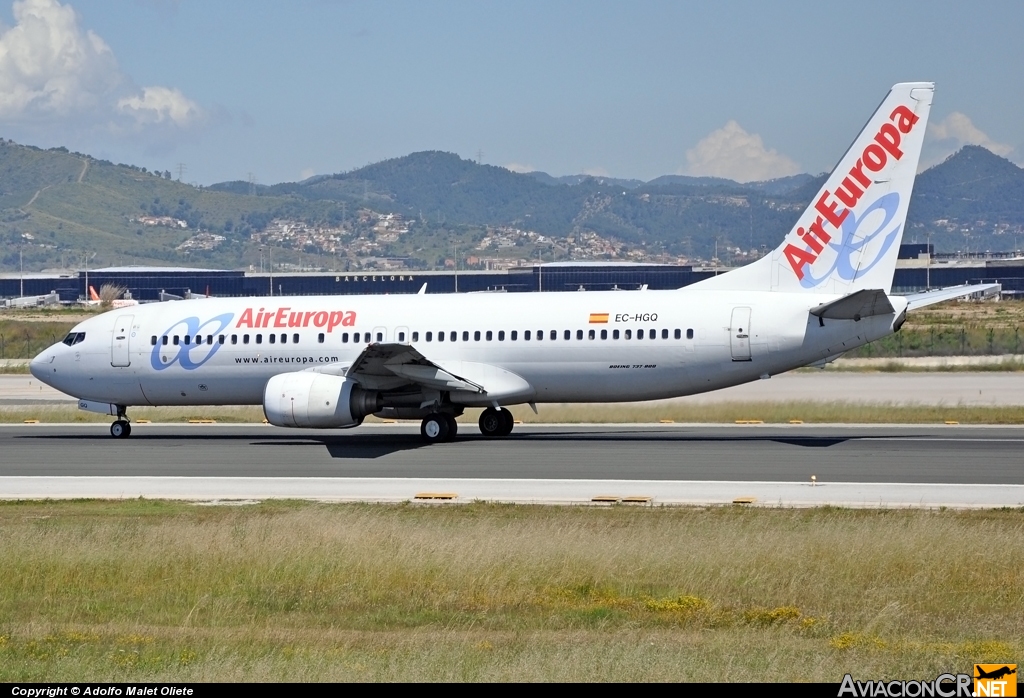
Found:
263,372 -> 381,428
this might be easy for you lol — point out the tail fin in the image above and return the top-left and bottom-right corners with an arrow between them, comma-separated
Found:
88,285 -> 100,301
695,82 -> 934,294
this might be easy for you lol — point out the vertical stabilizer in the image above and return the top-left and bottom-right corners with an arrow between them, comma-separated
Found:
695,82 -> 933,294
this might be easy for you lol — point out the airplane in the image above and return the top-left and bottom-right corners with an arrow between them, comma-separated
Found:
80,285 -> 140,309
30,82 -> 996,441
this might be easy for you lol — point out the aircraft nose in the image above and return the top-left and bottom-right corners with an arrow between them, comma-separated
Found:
29,347 -> 55,382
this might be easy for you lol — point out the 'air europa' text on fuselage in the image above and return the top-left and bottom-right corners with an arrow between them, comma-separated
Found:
783,104 -> 921,280
235,307 -> 357,332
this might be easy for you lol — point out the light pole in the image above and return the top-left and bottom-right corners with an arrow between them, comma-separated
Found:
269,246 -> 273,297
259,246 -> 264,274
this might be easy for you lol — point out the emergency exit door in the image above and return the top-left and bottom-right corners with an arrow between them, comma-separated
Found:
730,307 -> 752,362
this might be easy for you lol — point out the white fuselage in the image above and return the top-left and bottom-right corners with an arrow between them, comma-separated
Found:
30,287 -> 904,409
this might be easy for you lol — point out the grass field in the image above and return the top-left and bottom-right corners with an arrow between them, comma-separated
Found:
0,500 -> 1020,681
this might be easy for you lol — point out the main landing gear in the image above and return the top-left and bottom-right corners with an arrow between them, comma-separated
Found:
110,406 -> 131,439
420,412 -> 458,444
419,407 -> 515,444
478,407 -> 514,438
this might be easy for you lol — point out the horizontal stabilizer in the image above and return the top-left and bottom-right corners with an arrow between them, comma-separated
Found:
810,289 -> 894,321
904,283 -> 1001,311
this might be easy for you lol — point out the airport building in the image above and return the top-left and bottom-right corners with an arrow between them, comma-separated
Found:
2,248 -> 1023,303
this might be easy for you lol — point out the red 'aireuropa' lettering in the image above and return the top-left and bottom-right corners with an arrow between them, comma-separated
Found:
235,307 -> 357,332
784,104 -> 920,279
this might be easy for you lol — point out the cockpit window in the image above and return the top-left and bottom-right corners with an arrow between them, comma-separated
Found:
62,332 -> 86,346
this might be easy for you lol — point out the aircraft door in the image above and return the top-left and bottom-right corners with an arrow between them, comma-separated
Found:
730,307 -> 752,362
111,314 -> 134,367
395,326 -> 410,344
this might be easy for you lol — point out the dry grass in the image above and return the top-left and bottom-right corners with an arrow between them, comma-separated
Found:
0,501 -> 1020,681
4,401 -> 1024,425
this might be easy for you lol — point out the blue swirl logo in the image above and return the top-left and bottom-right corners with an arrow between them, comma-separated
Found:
800,192 -> 902,289
150,312 -> 234,371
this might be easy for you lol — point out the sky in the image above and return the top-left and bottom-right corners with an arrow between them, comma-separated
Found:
0,0 -> 1021,185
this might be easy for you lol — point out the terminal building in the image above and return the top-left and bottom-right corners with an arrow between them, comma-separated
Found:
2,247 -> 1022,303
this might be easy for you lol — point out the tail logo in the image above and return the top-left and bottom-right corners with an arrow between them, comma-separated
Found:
783,104 -> 920,285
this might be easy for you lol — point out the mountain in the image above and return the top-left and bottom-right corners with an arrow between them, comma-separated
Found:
2,136 -> 1023,272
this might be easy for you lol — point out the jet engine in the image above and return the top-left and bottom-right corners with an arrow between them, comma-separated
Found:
263,372 -> 381,428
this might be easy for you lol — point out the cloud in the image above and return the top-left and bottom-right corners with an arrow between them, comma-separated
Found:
504,162 -> 535,173
921,111 -> 1015,169
0,0 -> 204,135
683,120 -> 800,183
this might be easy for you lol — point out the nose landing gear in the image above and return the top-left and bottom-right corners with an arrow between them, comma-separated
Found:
110,405 -> 131,438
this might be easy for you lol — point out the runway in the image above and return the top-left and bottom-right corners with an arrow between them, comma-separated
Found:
7,371 -> 1024,406
2,423 -> 1022,508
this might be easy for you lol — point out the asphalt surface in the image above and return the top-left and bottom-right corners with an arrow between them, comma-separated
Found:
6,371 -> 1024,406
2,423 -> 1022,485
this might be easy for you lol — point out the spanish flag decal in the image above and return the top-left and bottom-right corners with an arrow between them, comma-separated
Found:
589,313 -> 609,324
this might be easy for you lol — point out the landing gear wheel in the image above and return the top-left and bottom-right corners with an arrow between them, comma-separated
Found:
479,407 -> 504,437
498,408 -> 515,436
443,413 -> 458,441
420,413 -> 450,444
110,420 -> 131,438
479,407 -> 514,437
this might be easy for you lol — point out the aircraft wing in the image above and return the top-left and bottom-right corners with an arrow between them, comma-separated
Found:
903,283 -> 1001,311
343,343 -> 486,393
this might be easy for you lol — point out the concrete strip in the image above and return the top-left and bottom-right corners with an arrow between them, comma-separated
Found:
1,476 -> 1021,509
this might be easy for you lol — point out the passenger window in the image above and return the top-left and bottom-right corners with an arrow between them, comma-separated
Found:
341,333 -> 349,343
184,335 -> 191,345
638,329 -> 644,340
613,329 -> 620,339
243,334 -> 250,344
293,334 -> 299,344
207,335 -> 213,345
365,332 -> 372,343
510,330 -> 516,340
486,331 -> 492,341
318,333 -> 325,343
231,334 -> 237,345
650,329 -> 656,341
474,331 -> 480,341
219,335 -> 226,344
588,329 -> 595,340
462,331 -> 469,341
150,336 -> 157,346
438,332 -> 445,342
674,329 -> 681,340
412,332 -> 419,342
373,332 -> 380,342
173,336 -> 180,345
625,330 -> 632,340
499,331 -> 505,341
662,329 -> 669,339
162,336 -> 168,346
576,330 -> 583,340
524,331 -> 531,340
280,334 -> 286,344
687,329 -> 694,339
256,334 -> 263,345
601,329 -> 608,340
399,331 -> 406,342
450,331 -> 457,342
426,332 -> 433,342
196,335 -> 203,345
269,334 -> 276,344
